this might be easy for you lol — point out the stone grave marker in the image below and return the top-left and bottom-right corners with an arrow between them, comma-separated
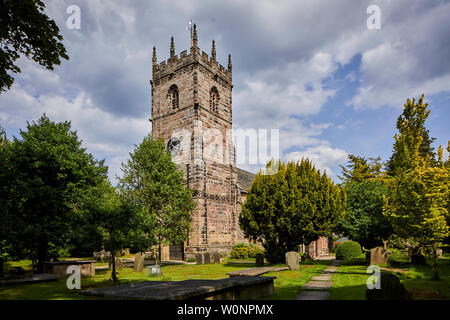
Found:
134,252 -> 144,272
369,246 -> 390,265
212,252 -> 221,264
203,252 -> 211,264
195,253 -> 203,265
255,253 -> 264,267
285,251 -> 299,271
115,258 -> 124,270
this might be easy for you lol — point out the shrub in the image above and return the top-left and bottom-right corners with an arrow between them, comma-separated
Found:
335,241 -> 362,260
229,243 -> 264,259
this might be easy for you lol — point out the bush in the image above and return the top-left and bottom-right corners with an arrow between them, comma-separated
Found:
335,241 -> 362,260
229,243 -> 264,259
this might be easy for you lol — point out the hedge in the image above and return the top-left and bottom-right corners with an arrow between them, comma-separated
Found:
335,241 -> 362,260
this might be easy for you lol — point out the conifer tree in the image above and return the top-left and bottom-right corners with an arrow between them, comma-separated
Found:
386,94 -> 437,175
239,159 -> 346,263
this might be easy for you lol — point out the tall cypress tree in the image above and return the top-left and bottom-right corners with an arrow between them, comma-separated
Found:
386,94 -> 437,175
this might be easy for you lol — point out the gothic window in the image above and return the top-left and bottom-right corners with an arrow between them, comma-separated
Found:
210,87 -> 219,112
168,85 -> 179,109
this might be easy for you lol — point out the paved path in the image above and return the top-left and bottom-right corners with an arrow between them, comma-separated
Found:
295,260 -> 341,300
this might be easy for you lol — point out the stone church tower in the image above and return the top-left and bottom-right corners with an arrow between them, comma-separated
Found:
150,25 -> 250,260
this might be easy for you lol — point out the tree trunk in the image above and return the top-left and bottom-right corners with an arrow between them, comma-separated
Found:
111,251 -> 118,285
431,244 -> 440,280
36,242 -> 48,274
158,242 -> 162,265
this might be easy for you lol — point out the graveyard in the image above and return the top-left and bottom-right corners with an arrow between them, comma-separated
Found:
1,249 -> 450,300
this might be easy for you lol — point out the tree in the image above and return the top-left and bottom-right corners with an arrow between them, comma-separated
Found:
0,115 -> 107,273
118,135 -> 196,263
338,180 -> 392,249
386,94 -> 437,175
0,0 -> 69,92
383,96 -> 449,278
239,159 -> 346,263
339,154 -> 383,184
75,181 -> 155,284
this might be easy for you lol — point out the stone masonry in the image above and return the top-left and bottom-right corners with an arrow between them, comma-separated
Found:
151,25 -> 248,259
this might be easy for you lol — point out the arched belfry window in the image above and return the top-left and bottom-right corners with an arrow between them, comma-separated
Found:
210,87 -> 219,112
168,85 -> 179,109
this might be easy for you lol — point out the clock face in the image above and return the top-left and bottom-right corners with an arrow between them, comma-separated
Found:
167,137 -> 181,156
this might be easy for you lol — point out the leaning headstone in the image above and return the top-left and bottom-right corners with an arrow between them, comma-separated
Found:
203,252 -> 211,264
195,253 -> 203,265
134,253 -> 144,272
366,273 -> 412,300
255,253 -> 264,267
212,252 -> 221,264
115,258 -> 123,270
369,246 -> 390,265
285,251 -> 299,271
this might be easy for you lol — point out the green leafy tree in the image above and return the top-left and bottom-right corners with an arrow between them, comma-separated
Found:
118,135 -> 196,263
0,0 -> 68,92
338,180 -> 392,249
383,96 -> 448,279
0,115 -> 107,273
339,154 -> 384,184
239,159 -> 346,263
75,181 -> 155,284
386,94 -> 437,175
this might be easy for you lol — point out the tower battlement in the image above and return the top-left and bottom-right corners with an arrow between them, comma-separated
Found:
152,25 -> 232,85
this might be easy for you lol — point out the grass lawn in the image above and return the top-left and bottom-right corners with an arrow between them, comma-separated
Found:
330,253 -> 450,300
0,260 -> 330,300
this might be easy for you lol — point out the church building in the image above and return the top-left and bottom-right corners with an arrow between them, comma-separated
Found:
150,25 -> 329,260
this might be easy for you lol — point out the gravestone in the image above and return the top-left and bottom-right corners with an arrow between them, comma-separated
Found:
285,251 -> 299,271
255,253 -> 264,267
134,253 -> 144,272
203,252 -> 211,264
436,249 -> 443,258
195,253 -> 203,265
366,273 -> 412,300
369,246 -> 390,265
146,265 -> 162,277
115,258 -> 124,270
212,252 -> 221,264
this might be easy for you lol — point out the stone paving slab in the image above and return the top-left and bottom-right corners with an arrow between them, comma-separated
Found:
322,266 -> 339,274
296,290 -> 330,300
311,275 -> 332,281
0,274 -> 60,285
302,281 -> 332,290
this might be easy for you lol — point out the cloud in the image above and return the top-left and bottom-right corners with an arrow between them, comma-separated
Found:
285,145 -> 348,177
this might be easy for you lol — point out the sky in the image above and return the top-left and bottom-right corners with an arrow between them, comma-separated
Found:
0,0 -> 449,183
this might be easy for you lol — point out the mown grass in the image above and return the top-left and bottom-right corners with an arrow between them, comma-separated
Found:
330,253 -> 450,300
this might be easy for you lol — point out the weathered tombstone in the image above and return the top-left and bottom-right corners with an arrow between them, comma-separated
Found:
134,253 -> 144,272
212,252 -> 221,264
255,253 -> 264,267
203,252 -> 211,264
436,249 -> 443,259
285,251 -> 299,271
366,273 -> 412,300
115,258 -> 124,270
195,253 -> 203,265
369,246 -> 390,265
146,265 -> 162,277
